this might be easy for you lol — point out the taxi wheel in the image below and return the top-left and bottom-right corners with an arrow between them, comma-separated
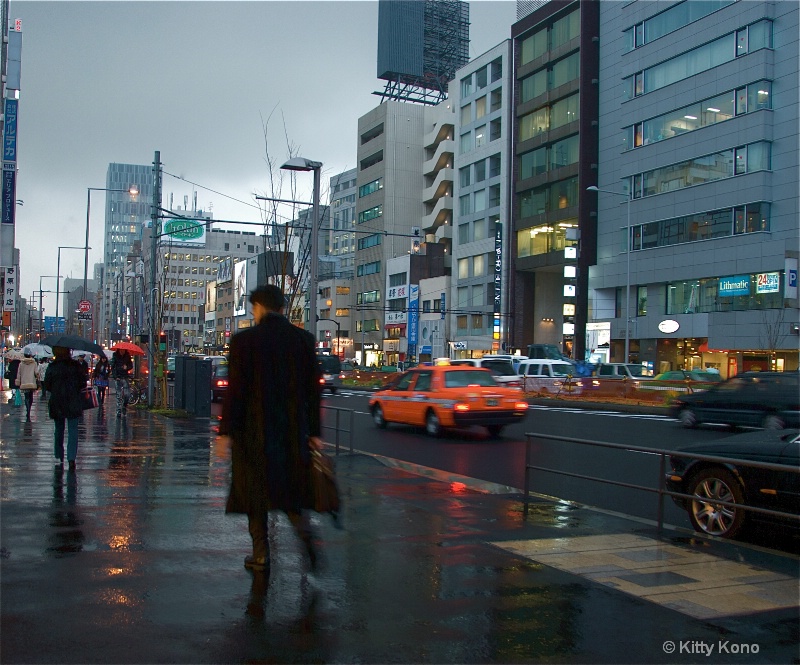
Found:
372,404 -> 387,429
425,410 -> 441,437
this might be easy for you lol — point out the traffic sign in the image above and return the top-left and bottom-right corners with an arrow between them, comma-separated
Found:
77,313 -> 92,321
78,300 -> 92,313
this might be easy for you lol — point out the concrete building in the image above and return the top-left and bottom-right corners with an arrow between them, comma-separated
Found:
589,0 -> 799,376
327,169 -> 358,279
450,39 -> 513,357
354,101 -> 429,364
510,0 -> 600,361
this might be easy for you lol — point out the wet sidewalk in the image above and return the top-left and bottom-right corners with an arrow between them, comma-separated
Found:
1,397 -> 797,664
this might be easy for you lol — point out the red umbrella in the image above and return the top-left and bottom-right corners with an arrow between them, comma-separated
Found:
111,341 -> 145,356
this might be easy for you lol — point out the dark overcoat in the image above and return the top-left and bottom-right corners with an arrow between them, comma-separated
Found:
220,312 -> 321,515
43,359 -> 85,420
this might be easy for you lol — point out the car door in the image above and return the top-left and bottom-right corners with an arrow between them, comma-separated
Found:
407,370 -> 434,426
776,436 -> 800,517
384,371 -> 417,423
695,377 -> 751,426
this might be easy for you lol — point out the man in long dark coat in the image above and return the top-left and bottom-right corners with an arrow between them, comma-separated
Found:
218,284 -> 322,572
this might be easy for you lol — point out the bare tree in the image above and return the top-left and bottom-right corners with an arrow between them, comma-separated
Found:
758,308 -> 788,370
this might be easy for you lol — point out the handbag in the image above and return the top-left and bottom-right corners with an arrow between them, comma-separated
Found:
93,377 -> 108,387
13,388 -> 22,407
310,448 -> 340,517
81,386 -> 99,410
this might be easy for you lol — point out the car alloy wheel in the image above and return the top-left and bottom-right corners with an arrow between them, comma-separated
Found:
687,468 -> 745,538
679,408 -> 698,429
425,410 -> 441,437
372,404 -> 387,429
761,414 -> 785,430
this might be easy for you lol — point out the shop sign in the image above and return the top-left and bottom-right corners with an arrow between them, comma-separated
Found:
755,272 -> 780,294
718,275 -> 750,297
658,319 -> 680,334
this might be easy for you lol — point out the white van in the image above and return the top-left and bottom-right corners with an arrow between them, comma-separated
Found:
517,359 -> 583,395
449,357 -> 522,388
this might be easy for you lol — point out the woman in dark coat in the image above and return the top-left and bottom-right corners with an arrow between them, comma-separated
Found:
43,346 -> 86,471
5,357 -> 20,403
218,284 -> 322,572
92,354 -> 111,406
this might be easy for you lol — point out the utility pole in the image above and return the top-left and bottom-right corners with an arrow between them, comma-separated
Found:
148,150 -> 161,407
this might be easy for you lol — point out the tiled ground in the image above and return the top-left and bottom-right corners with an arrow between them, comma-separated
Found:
492,533 -> 799,620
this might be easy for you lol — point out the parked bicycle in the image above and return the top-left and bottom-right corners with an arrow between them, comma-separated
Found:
127,378 -> 145,405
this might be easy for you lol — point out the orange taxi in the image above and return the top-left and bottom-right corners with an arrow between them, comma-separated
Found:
368,363 -> 528,437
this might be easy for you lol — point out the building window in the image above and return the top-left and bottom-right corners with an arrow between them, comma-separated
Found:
549,52 -> 580,89
637,286 -> 647,317
518,107 -> 549,141
459,194 -> 472,216
489,185 -> 501,208
360,123 -> 384,144
490,88 -> 502,112
476,66 -> 488,90
490,118 -> 502,142
490,58 -> 502,82
357,261 -> 381,277
360,150 -> 383,170
458,223 -> 469,244
460,132 -> 472,154
358,178 -> 382,197
550,94 -> 579,129
550,8 -> 580,49
516,218 -> 578,257
461,74 -> 473,97
667,271 -> 783,314
460,104 -> 471,125
475,159 -> 487,182
457,286 -> 469,307
458,258 -> 469,279
520,69 -> 547,103
456,315 -> 468,330
520,27 -> 547,65
471,314 -> 484,330
629,142 -> 771,198
475,125 -> 486,148
358,205 -> 383,224
625,21 -> 773,98
357,233 -> 382,250
631,202 -> 769,251
474,189 -> 486,212
459,166 -> 471,187
389,272 -> 407,287
549,134 -> 580,169
476,96 -> 487,119
473,254 -> 486,277
623,81 -> 771,149
489,154 -> 501,178
624,0 -> 734,50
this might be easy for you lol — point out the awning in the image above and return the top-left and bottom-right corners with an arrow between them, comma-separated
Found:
384,323 -> 406,330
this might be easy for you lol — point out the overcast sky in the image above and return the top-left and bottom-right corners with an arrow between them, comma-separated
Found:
11,0 -> 517,311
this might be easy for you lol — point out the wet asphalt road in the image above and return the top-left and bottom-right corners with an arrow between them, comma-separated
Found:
1,396 -> 798,664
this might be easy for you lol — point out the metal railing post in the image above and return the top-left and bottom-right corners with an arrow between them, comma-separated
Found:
523,434 -> 532,519
657,452 -> 666,532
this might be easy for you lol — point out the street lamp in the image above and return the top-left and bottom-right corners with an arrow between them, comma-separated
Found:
56,245 -> 89,323
281,157 -> 322,344
587,185 -> 632,363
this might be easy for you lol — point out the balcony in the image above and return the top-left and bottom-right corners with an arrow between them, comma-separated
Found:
422,168 -> 454,204
422,196 -> 453,230
423,139 -> 455,176
424,121 -> 455,152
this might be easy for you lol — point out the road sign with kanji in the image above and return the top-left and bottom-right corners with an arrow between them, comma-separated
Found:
78,300 -> 92,313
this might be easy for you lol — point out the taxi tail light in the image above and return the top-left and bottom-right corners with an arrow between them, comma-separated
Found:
514,401 -> 529,410
319,378 -> 325,385
454,403 -> 470,412
215,379 -> 228,388
339,373 -> 345,379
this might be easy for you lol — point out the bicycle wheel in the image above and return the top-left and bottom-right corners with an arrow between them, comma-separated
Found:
127,384 -> 140,405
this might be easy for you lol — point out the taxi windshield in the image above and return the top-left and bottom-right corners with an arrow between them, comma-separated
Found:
444,370 -> 498,388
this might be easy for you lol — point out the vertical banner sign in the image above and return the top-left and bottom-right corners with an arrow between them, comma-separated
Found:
440,292 -> 446,320
3,99 -> 18,162
2,99 -> 19,229
2,266 -> 18,311
408,284 -> 419,359
493,221 -> 502,346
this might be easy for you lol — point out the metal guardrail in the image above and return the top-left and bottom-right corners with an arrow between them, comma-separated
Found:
523,432 -> 800,531
321,405 -> 354,454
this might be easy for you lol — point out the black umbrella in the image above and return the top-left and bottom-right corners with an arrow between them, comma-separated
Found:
40,334 -> 105,356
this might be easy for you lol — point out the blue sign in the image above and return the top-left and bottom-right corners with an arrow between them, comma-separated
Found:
421,345 -> 431,355
2,168 -> 15,225
718,275 -> 750,297
408,285 -> 419,346
44,316 -> 66,333
440,292 -> 446,319
3,99 -> 18,162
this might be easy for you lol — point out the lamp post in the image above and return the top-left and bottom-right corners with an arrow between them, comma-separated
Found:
56,245 -> 89,325
587,185 -> 632,363
37,275 -> 57,340
281,157 -> 322,344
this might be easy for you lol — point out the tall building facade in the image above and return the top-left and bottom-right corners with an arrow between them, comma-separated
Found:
354,101 -> 428,364
327,169 -> 358,279
589,0 -> 799,376
450,40 -> 513,357
510,0 -> 600,360
100,162 -> 154,343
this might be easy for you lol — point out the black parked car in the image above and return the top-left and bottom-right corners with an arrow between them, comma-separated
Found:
666,429 -> 799,539
670,371 -> 799,430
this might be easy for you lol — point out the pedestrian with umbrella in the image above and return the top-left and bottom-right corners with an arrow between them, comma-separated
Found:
110,347 -> 134,418
15,350 -> 39,421
42,346 -> 86,471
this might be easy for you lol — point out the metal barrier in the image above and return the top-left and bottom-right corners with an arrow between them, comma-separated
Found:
321,404 -> 355,454
523,432 -> 800,531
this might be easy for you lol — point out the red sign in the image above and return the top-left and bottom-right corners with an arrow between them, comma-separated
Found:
78,300 -> 92,313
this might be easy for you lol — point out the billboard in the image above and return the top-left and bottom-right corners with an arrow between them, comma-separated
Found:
233,260 -> 247,317
216,256 -> 232,284
162,218 -> 206,246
